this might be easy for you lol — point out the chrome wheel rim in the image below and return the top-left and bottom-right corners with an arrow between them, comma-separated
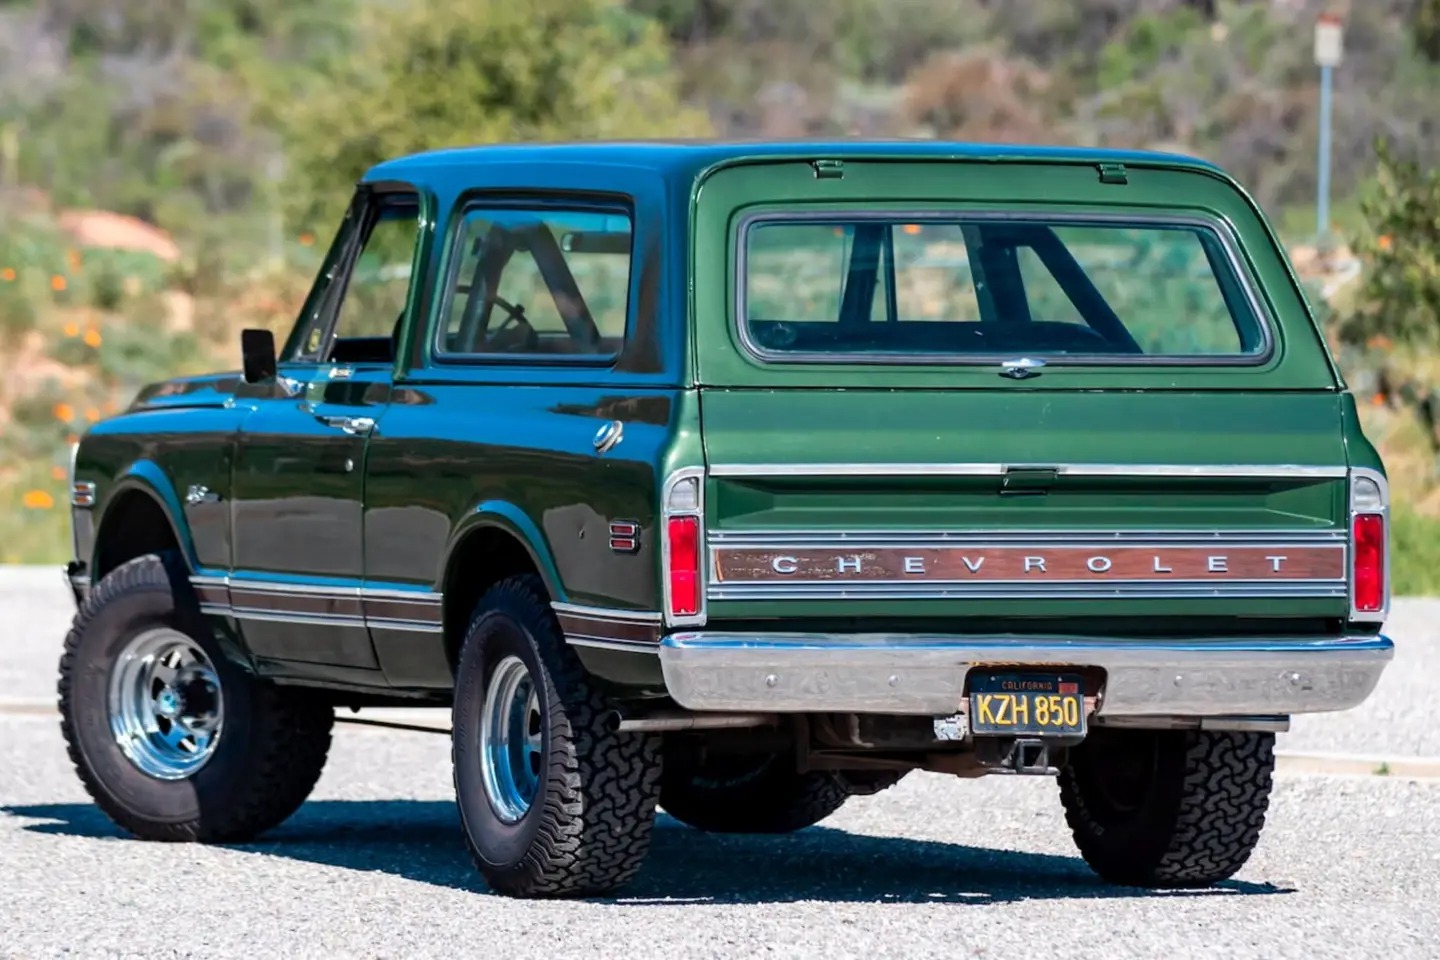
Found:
480,655 -> 543,823
107,628 -> 224,780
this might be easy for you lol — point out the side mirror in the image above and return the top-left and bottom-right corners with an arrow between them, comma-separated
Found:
241,328 -> 277,384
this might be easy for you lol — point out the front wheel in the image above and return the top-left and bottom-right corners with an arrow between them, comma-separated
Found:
59,553 -> 334,843
1058,727 -> 1275,887
452,575 -> 662,898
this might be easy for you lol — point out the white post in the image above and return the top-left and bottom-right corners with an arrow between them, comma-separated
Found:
1314,14 -> 1344,245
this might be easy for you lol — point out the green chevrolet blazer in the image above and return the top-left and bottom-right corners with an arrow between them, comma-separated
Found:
60,141 -> 1392,897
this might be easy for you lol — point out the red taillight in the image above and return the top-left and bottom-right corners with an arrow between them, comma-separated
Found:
1352,513 -> 1385,613
667,515 -> 700,617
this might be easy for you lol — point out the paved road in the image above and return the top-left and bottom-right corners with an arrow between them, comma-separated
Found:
2,567 -> 1438,959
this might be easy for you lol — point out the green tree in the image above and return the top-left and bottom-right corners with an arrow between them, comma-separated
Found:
273,0 -> 708,229
1417,0 -> 1440,63
1336,142 -> 1440,349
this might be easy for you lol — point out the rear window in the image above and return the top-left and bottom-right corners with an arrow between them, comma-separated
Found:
740,214 -> 1269,363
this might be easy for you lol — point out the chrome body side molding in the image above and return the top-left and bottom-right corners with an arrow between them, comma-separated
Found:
552,601 -> 663,651
190,575 -> 444,634
190,575 -> 664,648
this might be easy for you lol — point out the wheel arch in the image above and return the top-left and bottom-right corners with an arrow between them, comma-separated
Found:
91,464 -> 196,580
439,501 -> 567,668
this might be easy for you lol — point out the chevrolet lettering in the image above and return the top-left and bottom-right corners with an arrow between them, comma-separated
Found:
58,141 -> 1391,898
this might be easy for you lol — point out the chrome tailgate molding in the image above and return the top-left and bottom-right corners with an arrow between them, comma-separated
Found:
707,462 -> 1348,479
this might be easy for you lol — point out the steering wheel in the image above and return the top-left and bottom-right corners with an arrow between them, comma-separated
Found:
487,297 -> 537,352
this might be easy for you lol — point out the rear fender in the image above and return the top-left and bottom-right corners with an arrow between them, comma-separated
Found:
444,500 -> 566,601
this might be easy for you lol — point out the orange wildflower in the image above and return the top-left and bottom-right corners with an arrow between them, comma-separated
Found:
53,402 -> 74,422
50,465 -> 67,480
299,233 -> 316,247
0,267 -> 15,282
21,490 -> 55,510
50,275 -> 67,292
902,224 -> 922,235
1377,234 -> 1393,252
84,407 -> 100,422
62,321 -> 80,338
83,328 -> 102,348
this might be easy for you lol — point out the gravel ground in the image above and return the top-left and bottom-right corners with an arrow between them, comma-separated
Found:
2,567 -> 1438,959
2,716 -> 1437,960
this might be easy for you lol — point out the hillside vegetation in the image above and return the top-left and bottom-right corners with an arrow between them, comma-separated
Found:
3,0 -> 1440,588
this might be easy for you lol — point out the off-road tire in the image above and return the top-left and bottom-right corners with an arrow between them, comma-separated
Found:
452,574 -> 662,898
660,748 -> 851,834
58,552 -> 333,843
1058,727 -> 1275,887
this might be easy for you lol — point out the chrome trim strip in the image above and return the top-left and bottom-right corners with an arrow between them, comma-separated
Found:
228,580 -> 362,597
708,582 -> 1346,601
707,462 -> 1348,479
228,608 -> 368,628
658,632 -> 1393,716
566,635 -> 665,653
362,587 -> 443,602
365,617 -> 445,634
661,466 -> 708,628
733,209 -> 1276,368
550,602 -> 663,624
190,576 -> 445,631
1348,466 -> 1390,623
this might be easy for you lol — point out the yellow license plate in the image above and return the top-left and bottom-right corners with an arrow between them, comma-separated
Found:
968,673 -> 1085,736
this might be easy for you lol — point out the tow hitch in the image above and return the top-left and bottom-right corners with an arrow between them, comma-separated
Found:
975,736 -> 1067,776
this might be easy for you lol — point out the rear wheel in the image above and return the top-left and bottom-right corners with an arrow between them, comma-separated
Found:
59,553 -> 333,842
452,575 -> 662,897
1058,727 -> 1275,887
660,747 -> 851,834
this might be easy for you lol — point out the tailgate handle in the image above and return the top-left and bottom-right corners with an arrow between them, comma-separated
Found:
1000,467 -> 1058,496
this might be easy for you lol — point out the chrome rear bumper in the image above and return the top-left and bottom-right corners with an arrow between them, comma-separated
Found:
658,632 -> 1393,717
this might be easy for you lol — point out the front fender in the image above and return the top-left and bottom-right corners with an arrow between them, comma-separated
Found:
93,460 -> 198,572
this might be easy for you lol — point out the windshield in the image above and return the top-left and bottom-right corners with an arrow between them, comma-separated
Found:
740,215 -> 1269,363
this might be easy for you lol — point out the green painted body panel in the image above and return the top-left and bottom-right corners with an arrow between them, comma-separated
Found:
66,141 -> 1382,696
362,381 -> 676,608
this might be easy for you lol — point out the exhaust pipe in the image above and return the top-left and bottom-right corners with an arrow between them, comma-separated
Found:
603,710 -> 777,733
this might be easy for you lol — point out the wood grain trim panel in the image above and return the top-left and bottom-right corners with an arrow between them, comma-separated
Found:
713,544 -> 1347,584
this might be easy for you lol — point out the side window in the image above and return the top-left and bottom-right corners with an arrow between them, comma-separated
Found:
289,193 -> 421,364
439,204 -> 632,359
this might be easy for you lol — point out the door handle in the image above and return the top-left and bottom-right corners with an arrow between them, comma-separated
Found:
315,415 -> 376,436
